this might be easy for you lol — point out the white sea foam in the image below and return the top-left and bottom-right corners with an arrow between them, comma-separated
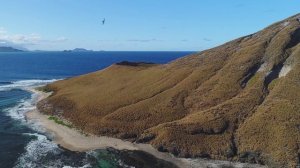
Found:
4,98 -> 36,121
0,79 -> 59,92
0,79 -> 79,168
4,78 -> 94,168
15,133 -> 63,168
2,79 -> 58,120
3,93 -> 50,134
15,132 -> 93,168
62,165 -> 92,168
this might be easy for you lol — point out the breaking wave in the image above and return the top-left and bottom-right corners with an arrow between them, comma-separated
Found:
2,79 -> 59,121
15,133 -> 92,168
3,79 -> 132,168
0,79 -> 94,168
0,79 -> 59,92
4,97 -> 36,121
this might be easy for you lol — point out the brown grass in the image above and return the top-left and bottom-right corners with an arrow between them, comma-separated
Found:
37,14 -> 300,167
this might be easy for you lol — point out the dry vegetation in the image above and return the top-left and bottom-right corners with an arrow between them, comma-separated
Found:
38,14 -> 300,167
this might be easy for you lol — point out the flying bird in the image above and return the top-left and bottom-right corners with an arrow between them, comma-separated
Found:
102,18 -> 105,25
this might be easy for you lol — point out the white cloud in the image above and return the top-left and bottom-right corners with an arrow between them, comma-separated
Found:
0,27 -> 68,49
7,33 -> 41,44
127,38 -> 163,43
39,36 -> 68,43
0,28 -> 40,44
55,37 -> 68,42
0,27 -> 7,34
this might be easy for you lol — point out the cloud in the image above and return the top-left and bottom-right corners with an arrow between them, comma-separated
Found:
0,40 -> 28,50
127,38 -> 163,43
40,36 -> 68,43
53,37 -> 68,42
0,28 -> 41,45
0,27 -> 68,49
0,27 -> 7,34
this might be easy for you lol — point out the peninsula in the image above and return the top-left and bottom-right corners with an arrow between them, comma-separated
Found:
37,14 -> 300,167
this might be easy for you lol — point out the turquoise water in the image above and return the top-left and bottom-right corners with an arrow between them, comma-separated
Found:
0,51 -> 192,168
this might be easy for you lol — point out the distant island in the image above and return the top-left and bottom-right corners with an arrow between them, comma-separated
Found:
0,46 -> 23,52
63,48 -> 93,52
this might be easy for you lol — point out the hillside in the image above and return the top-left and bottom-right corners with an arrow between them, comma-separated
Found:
38,14 -> 300,167
0,46 -> 23,52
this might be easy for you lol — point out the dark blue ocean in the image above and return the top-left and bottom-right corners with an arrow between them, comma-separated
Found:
0,51 -> 193,168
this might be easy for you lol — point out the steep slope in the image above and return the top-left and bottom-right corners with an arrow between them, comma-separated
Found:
38,14 -> 300,167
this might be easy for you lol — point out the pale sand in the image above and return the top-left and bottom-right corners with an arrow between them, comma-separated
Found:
25,89 -> 266,168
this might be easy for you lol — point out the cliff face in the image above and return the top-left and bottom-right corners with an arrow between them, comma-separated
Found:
38,14 -> 300,167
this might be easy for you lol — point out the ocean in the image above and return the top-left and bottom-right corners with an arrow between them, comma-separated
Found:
0,51 -> 193,168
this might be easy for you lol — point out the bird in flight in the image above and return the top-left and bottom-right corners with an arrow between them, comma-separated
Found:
102,18 -> 105,25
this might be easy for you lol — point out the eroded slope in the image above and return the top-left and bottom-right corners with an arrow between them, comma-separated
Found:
38,14 -> 300,167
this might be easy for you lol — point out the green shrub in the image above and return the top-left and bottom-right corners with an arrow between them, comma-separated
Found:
36,86 -> 52,93
48,116 -> 73,128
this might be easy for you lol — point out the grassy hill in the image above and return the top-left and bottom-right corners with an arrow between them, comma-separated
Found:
38,14 -> 300,167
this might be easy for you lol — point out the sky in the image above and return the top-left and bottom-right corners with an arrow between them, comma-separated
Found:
0,0 -> 299,51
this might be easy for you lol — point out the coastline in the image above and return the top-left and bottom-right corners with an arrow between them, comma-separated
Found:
26,88 -> 266,168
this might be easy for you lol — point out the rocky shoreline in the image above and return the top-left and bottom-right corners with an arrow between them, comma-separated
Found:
30,89 -> 266,168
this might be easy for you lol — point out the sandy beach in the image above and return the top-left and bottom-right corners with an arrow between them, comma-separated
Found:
25,89 -> 266,168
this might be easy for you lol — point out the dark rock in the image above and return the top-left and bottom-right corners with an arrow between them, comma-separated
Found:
239,152 -> 263,164
169,147 -> 180,156
119,133 -> 137,139
137,134 -> 156,143
116,61 -> 155,66
157,145 -> 168,152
